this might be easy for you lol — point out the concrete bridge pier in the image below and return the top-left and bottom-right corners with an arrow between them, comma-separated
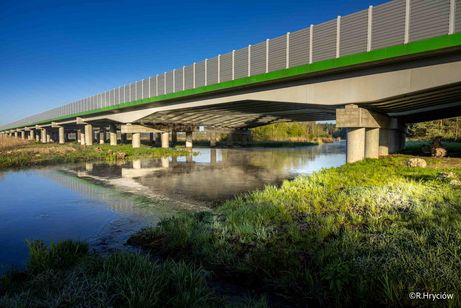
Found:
109,124 -> 117,146
58,127 -> 65,144
20,131 -> 25,139
132,133 -> 141,148
336,105 -> 405,163
185,130 -> 193,148
161,132 -> 169,148
35,131 -> 40,142
46,130 -> 51,143
40,129 -> 46,143
99,129 -> 105,145
84,124 -> 93,146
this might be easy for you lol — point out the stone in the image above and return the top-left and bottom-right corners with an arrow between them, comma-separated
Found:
406,158 -> 427,168
437,172 -> 456,180
432,147 -> 447,158
116,152 -> 126,160
449,179 -> 461,187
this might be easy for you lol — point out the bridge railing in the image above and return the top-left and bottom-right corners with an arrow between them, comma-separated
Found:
2,0 -> 460,130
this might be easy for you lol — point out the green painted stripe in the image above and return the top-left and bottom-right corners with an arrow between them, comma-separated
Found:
3,32 -> 461,131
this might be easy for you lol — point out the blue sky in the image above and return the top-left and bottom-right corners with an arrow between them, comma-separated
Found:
0,0 -> 388,125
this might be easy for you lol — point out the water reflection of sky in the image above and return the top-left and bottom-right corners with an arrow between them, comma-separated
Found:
0,143 -> 346,274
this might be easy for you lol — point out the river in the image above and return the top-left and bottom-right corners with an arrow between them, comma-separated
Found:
0,142 -> 345,274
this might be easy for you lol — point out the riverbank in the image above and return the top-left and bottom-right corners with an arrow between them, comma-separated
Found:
0,140 -> 191,169
2,155 -> 460,306
130,155 -> 461,306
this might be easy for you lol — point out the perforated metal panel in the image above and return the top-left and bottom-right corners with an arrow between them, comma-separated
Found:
312,20 -> 337,62
142,79 -> 150,99
250,41 -> 266,75
123,85 -> 130,103
134,81 -> 142,99
109,90 -> 114,106
175,69 -> 184,92
129,83 -> 135,101
457,0 -> 461,33
268,34 -> 287,72
289,27 -> 310,67
372,0 -> 406,50
184,65 -> 194,89
158,75 -> 165,95
165,71 -> 174,94
220,52 -> 233,82
234,47 -> 249,79
340,9 -> 368,56
114,88 -> 120,105
410,0 -> 450,42
207,56 -> 219,85
149,77 -> 157,97
195,61 -> 206,87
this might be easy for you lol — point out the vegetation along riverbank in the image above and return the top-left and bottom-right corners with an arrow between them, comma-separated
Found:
0,136 -> 191,169
2,153 -> 461,306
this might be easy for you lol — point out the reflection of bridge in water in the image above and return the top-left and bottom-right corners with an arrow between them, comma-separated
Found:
64,143 -> 345,205
39,169 -> 178,217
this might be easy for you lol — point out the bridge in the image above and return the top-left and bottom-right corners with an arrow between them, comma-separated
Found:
1,0 -> 461,163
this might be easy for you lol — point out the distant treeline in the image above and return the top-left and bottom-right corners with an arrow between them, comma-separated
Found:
409,117 -> 461,141
251,122 -> 341,141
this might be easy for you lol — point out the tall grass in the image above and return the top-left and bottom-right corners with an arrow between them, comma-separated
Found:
131,156 -> 461,306
0,143 -> 190,169
0,240 -> 219,307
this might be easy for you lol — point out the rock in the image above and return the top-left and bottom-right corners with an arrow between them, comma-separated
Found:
406,158 -> 427,168
437,172 -> 456,180
95,147 -> 103,152
449,179 -> 461,187
432,147 -> 447,158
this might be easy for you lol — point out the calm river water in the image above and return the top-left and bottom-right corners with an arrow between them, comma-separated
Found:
0,142 -> 345,274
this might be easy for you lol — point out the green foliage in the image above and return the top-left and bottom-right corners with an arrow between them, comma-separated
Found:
251,122 -> 336,141
1,241 -> 219,307
133,156 -> 461,306
409,117 -> 461,141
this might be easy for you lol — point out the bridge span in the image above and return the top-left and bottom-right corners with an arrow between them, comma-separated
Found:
1,0 -> 461,162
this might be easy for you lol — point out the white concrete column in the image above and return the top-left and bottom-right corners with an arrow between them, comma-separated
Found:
132,133 -> 141,148
58,127 -> 65,144
29,130 -> 35,141
41,129 -> 46,143
109,124 -> 117,146
378,128 -> 389,156
46,132 -> 51,143
35,132 -> 40,142
365,128 -> 379,159
14,131 -> 18,138
20,131 -> 25,139
84,124 -> 93,146
346,128 -> 365,163
185,131 -> 193,148
99,130 -> 105,145
161,132 -> 169,148
80,131 -> 86,145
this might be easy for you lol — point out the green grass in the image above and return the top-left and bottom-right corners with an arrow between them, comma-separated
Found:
0,240 -> 220,307
130,156 -> 461,307
0,143 -> 191,169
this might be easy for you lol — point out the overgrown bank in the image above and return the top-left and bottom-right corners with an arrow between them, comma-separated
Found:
0,141 -> 190,169
130,155 -> 461,306
2,155 -> 461,306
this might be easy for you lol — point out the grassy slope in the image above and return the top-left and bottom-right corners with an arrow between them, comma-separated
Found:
130,155 -> 461,307
0,143 -> 190,169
